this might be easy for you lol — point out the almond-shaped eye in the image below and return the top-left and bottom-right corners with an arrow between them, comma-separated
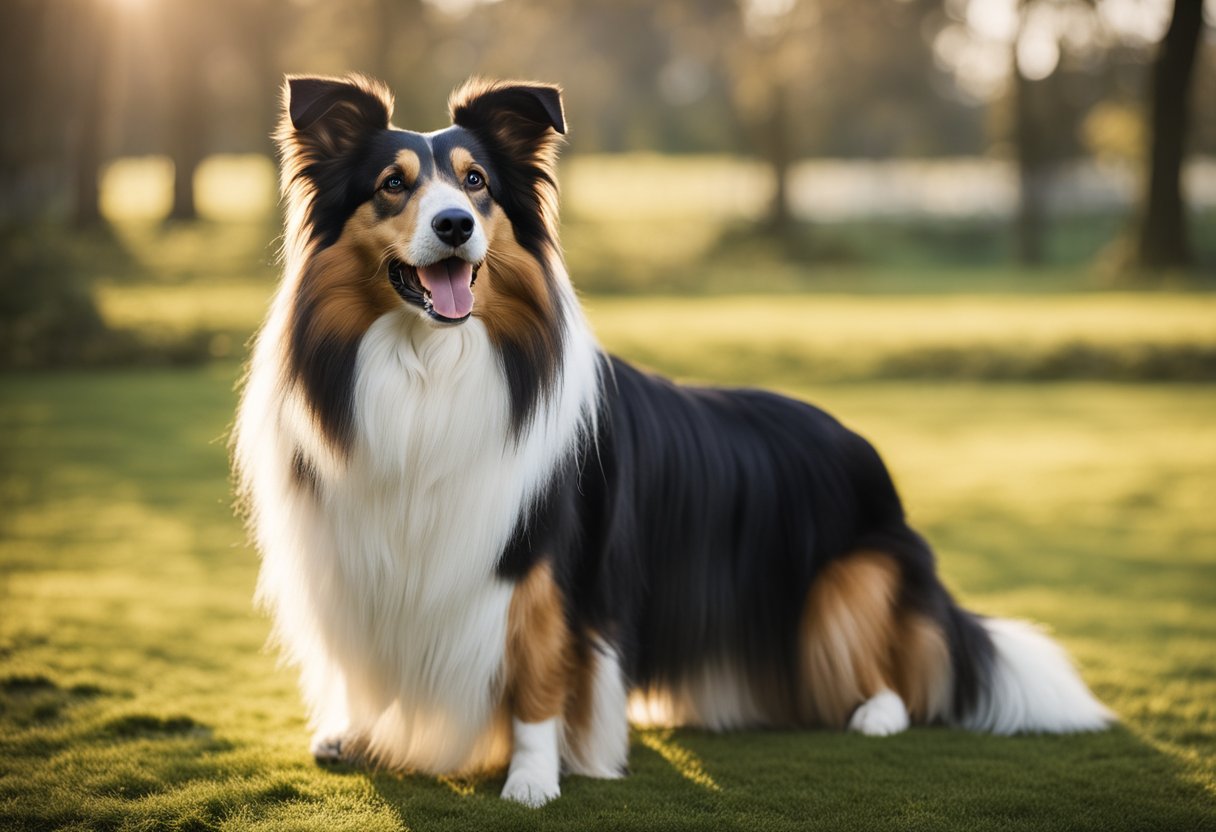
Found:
382,174 -> 406,193
464,170 -> 486,191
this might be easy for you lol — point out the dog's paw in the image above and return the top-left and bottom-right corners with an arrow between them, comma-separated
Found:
310,732 -> 353,763
501,769 -> 560,807
848,689 -> 910,737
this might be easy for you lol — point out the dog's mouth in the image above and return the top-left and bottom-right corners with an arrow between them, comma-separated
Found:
388,257 -> 479,324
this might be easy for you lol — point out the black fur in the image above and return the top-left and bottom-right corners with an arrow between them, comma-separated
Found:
502,356 -> 995,721
279,76 -> 996,724
286,320 -> 363,452
449,85 -> 569,436
451,83 -> 565,269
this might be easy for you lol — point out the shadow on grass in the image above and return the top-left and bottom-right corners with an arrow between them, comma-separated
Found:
357,724 -> 1216,832
0,673 -> 106,729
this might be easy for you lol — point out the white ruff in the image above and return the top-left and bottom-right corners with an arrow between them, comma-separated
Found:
236,283 -> 600,774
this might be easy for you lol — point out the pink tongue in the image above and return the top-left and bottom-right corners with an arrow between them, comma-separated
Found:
417,259 -> 474,320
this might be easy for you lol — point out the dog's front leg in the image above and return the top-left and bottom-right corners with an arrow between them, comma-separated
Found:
503,716 -> 561,807
501,561 -> 570,807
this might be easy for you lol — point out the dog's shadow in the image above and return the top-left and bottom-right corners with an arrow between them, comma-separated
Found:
339,723 -> 1216,832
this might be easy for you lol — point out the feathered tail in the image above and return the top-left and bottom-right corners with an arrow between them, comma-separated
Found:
954,615 -> 1113,734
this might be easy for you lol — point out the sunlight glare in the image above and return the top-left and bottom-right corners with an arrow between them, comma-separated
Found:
108,0 -> 154,12
638,729 -> 722,793
422,0 -> 503,17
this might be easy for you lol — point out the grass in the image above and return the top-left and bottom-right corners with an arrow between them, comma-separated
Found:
2,364 -> 1214,831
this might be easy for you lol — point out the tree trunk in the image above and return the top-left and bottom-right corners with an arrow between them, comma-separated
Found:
766,80 -> 794,235
1012,9 -> 1046,266
73,1 -> 109,227
168,26 -> 204,222
1138,0 -> 1204,269
245,0 -> 290,157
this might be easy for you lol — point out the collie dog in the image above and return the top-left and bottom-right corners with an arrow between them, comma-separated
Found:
234,74 -> 1111,806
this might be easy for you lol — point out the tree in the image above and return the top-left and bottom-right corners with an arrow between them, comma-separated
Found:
1,2 -> 65,223
727,0 -> 822,235
167,12 -> 206,222
1137,0 -> 1205,270
73,0 -> 113,227
1012,1 -> 1048,265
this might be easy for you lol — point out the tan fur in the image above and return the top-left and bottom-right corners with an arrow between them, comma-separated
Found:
392,148 -> 421,185
894,612 -> 952,722
562,636 -> 598,741
448,146 -> 478,178
799,550 -> 954,727
476,204 -> 560,353
505,561 -> 573,723
799,550 -> 901,728
294,205 -> 400,344
372,179 -> 430,251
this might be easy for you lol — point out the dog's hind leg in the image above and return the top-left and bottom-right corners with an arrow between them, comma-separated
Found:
847,688 -> 910,736
799,548 -> 956,734
799,550 -> 902,730
799,550 -> 908,733
502,561 -> 572,807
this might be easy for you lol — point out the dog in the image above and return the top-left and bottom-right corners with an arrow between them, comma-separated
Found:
233,74 -> 1112,807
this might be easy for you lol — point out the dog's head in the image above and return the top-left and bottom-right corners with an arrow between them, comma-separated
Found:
278,74 -> 565,326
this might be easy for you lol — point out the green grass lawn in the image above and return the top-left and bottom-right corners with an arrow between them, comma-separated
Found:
2,359 -> 1214,831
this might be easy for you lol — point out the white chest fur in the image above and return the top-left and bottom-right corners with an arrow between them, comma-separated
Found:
244,308 -> 598,773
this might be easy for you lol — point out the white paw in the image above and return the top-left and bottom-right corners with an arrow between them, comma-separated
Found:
501,769 -> 560,807
310,732 -> 351,762
848,689 -> 910,737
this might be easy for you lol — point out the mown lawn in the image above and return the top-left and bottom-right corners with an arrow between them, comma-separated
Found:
2,340 -> 1214,829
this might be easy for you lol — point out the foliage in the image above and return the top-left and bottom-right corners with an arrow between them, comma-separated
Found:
0,227 -> 217,370
0,227 -> 111,368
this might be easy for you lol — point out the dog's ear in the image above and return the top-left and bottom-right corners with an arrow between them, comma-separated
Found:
448,80 -> 566,247
449,80 -> 565,143
449,80 -> 565,174
278,74 -> 393,161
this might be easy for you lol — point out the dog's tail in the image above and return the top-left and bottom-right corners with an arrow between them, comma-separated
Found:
870,526 -> 1114,735
952,614 -> 1114,734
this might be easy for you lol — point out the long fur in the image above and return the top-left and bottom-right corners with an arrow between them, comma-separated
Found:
234,74 -> 1111,801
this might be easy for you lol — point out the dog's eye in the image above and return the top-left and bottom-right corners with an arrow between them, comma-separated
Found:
464,170 -> 485,191
382,175 -> 406,193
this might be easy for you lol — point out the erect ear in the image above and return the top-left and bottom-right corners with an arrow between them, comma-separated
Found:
278,74 -> 393,161
447,80 -> 566,248
448,79 -> 566,168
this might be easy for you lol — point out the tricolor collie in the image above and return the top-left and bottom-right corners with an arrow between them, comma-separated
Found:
234,74 -> 1112,807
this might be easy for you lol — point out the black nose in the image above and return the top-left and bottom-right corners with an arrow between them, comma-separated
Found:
432,209 -> 475,247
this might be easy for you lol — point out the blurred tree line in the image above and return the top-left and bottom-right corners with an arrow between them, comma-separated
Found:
0,0 -> 1211,266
